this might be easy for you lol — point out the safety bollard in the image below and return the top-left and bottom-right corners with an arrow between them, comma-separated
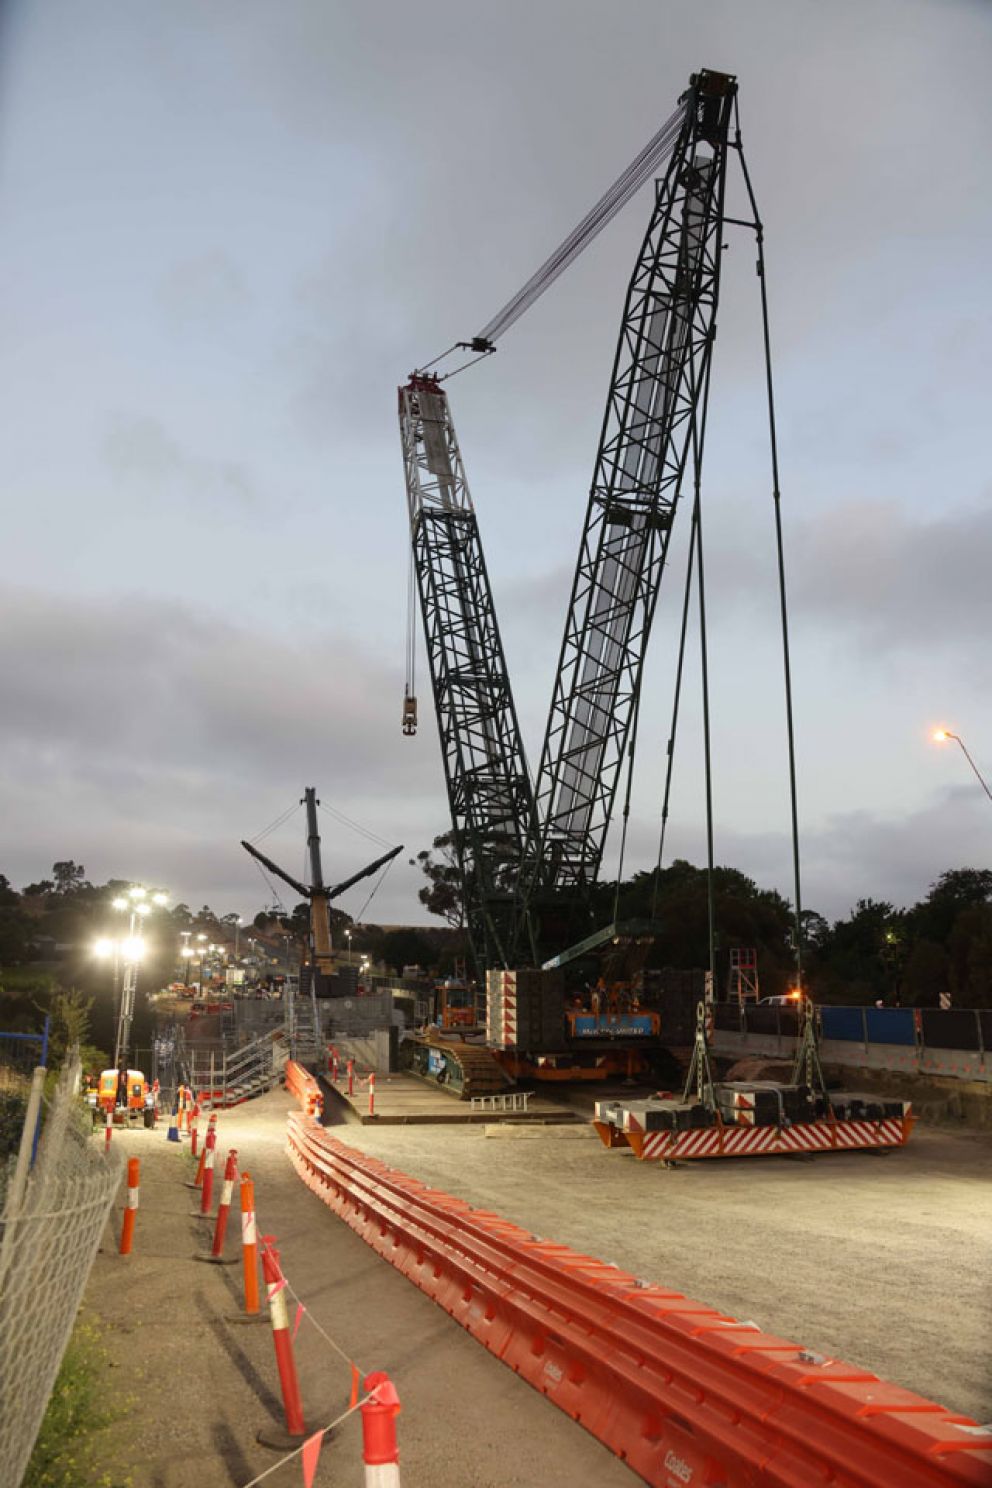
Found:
166,1103 -> 180,1142
331,1051 -> 339,1084
369,1073 -> 376,1119
119,1157 -> 140,1254
241,1173 -> 260,1314
256,1236 -> 306,1447
347,1058 -> 354,1097
190,1105 -> 200,1158
361,1372 -> 401,1487
211,1148 -> 238,1255
198,1127 -> 217,1216
189,1111 -> 215,1188
104,1108 -> 113,1153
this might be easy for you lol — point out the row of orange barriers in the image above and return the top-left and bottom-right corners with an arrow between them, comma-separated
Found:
284,1060 -> 323,1119
285,1112 -> 992,1488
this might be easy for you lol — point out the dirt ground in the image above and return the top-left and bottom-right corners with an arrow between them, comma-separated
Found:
81,1093 -> 639,1488
332,1080 -> 992,1424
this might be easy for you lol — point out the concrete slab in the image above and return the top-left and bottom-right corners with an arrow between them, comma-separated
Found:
323,1071 -> 577,1126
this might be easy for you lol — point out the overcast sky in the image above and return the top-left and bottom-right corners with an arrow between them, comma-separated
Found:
1,0 -> 990,933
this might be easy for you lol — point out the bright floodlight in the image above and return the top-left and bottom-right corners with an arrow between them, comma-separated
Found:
180,946 -> 195,958
129,886 -> 146,900
135,902 -> 151,917
93,937 -> 115,958
121,937 -> 145,962
112,896 -> 129,911
197,933 -> 207,942
152,892 -> 169,906
933,729 -> 949,742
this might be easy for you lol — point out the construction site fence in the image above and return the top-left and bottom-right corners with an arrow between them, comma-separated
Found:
0,1051 -> 123,1488
712,1002 -> 992,1082
286,1112 -> 992,1488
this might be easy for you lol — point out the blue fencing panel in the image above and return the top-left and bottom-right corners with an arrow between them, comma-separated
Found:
819,1006 -> 864,1042
865,1007 -> 915,1046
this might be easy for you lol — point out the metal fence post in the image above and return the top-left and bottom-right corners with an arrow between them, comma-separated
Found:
976,1009 -> 985,1073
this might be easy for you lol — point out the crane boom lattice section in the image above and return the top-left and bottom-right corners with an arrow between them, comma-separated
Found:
400,378 -> 535,968
531,71 -> 735,895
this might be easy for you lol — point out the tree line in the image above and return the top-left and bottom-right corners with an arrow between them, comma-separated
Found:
413,835 -> 992,1007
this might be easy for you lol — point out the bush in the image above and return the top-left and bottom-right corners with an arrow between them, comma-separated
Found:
0,1086 -> 28,1159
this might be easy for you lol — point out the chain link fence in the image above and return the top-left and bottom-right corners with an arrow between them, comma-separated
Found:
0,1050 -> 123,1487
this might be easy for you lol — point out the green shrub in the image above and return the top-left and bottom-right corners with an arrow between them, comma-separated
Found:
22,1315 -> 132,1488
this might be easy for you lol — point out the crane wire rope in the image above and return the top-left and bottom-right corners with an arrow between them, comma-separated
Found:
316,800 -> 393,850
475,102 -> 688,346
418,100 -> 688,375
247,800 -> 301,845
733,97 -> 805,991
404,545 -> 417,704
352,850 -> 399,924
649,505 -> 700,922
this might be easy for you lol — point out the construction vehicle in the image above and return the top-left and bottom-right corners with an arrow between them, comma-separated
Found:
397,68 -> 916,1150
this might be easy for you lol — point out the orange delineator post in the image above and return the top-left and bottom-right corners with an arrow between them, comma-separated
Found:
103,1108 -> 113,1152
190,1105 -> 200,1158
286,1113 -> 992,1488
211,1148 -> 238,1258
347,1059 -> 354,1096
240,1173 -> 260,1315
118,1157 -> 140,1255
368,1073 -> 376,1118
260,1236 -> 305,1438
361,1372 -> 401,1488
199,1128 -> 217,1215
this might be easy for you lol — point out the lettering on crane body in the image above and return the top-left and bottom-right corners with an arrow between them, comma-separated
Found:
664,1451 -> 693,1484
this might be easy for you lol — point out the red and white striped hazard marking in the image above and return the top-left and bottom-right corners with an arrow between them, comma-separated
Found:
635,1117 -> 911,1162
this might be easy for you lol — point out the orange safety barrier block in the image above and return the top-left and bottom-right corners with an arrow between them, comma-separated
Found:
285,1112 -> 992,1488
284,1060 -> 322,1119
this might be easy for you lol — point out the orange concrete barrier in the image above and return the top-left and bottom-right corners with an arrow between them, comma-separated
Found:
118,1157 -> 139,1254
285,1060 -> 322,1119
286,1113 -> 992,1488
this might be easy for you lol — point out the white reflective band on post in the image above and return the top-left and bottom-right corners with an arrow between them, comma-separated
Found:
268,1285 -> 289,1332
242,1213 -> 257,1244
365,1463 -> 401,1488
205,1148 -> 215,1168
127,1190 -> 139,1210
220,1180 -> 234,1206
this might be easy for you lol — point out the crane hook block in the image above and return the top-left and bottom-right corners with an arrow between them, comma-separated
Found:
402,694 -> 418,737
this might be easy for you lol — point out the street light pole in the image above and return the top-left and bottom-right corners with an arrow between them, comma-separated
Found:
934,729 -> 992,805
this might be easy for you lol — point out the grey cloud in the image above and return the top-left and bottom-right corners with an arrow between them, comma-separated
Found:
158,251 -> 250,327
0,588 -> 449,919
104,415 -> 260,513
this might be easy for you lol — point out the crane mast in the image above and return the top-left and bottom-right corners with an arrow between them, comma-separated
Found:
530,71 -> 735,897
401,68 -> 737,972
400,377 -> 536,970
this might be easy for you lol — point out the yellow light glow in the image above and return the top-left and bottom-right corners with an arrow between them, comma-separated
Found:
933,729 -> 949,742
111,896 -> 129,911
152,892 -> 169,907
93,937 -> 115,958
129,886 -> 147,900
121,937 -> 145,962
134,902 -> 151,917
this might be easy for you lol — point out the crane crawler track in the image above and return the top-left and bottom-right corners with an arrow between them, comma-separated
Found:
402,1032 -> 511,1099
